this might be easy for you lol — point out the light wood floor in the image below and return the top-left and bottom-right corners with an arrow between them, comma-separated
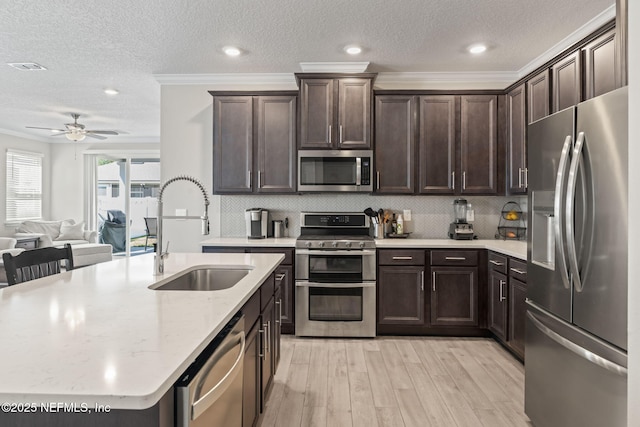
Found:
260,336 -> 533,427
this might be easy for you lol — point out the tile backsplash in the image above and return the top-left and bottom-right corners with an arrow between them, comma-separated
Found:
220,194 -> 528,240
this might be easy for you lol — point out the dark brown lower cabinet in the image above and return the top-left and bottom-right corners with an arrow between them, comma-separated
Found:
260,297 -> 275,412
378,265 -> 425,325
488,270 -> 508,341
243,322 -> 260,427
430,266 -> 479,327
508,278 -> 527,359
274,285 -> 282,370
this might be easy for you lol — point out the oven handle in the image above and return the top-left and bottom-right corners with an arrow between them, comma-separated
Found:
295,249 -> 376,256
295,281 -> 377,289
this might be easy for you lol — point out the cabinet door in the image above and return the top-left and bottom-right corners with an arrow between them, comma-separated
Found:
509,278 -> 527,359
488,270 -> 508,341
260,298 -> 275,411
255,96 -> 297,193
431,266 -> 478,327
378,266 -> 425,325
418,95 -> 457,194
552,51 -> 582,112
527,69 -> 550,124
460,95 -> 498,194
583,28 -> 617,100
274,286 -> 282,373
506,85 -> 527,194
213,96 -> 253,193
243,322 -> 260,427
374,95 -> 415,193
338,78 -> 372,149
299,79 -> 334,148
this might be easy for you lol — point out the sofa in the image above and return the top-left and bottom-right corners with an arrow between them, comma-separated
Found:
15,219 -> 98,248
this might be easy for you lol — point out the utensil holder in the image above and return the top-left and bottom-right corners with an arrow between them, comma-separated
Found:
374,223 -> 384,239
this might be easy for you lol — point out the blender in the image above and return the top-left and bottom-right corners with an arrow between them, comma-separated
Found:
448,198 -> 474,240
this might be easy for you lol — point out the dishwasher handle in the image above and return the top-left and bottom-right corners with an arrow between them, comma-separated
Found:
191,330 -> 246,420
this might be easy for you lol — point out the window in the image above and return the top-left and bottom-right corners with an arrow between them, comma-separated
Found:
6,149 -> 43,221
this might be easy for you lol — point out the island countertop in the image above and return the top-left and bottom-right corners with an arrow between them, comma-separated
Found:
0,252 -> 284,410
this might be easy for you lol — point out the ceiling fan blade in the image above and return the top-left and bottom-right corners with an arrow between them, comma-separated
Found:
86,133 -> 108,140
50,132 -> 69,137
87,130 -> 119,135
26,126 -> 66,131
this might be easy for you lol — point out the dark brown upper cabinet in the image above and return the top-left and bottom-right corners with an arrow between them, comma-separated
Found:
418,96 -> 457,194
460,95 -> 498,195
297,74 -> 375,149
506,84 -> 527,195
552,51 -> 582,112
212,92 -> 297,194
527,69 -> 550,124
374,95 -> 416,194
583,28 -> 617,100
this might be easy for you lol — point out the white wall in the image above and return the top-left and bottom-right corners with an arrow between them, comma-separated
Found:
0,133 -> 50,236
628,1 -> 639,424
49,142 -> 159,225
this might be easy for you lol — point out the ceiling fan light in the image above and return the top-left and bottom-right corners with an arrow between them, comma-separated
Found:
65,132 -> 86,142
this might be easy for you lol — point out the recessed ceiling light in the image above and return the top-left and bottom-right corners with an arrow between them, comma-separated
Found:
223,46 -> 242,57
104,88 -> 119,96
344,45 -> 362,55
468,44 -> 487,54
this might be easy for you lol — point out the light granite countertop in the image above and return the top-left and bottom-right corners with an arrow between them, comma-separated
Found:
0,252 -> 283,410
201,237 -> 526,260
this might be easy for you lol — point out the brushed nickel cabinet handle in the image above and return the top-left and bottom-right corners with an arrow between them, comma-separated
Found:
510,268 -> 526,275
524,168 -> 529,188
328,125 -> 332,145
499,279 -> 506,301
421,271 -> 424,292
452,171 -> 455,190
463,171 -> 467,190
339,125 -> 343,144
489,260 -> 504,266
445,256 -> 466,261
247,170 -> 251,188
392,256 -> 413,260
276,273 -> 286,282
258,170 -> 262,188
377,171 -> 381,189
264,321 -> 270,354
258,328 -> 265,358
518,167 -> 523,188
432,272 -> 436,292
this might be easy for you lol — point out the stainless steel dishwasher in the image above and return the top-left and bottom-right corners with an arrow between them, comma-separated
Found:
176,313 -> 245,427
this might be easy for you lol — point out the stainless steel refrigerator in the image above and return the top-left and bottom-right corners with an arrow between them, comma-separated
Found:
525,86 -> 628,427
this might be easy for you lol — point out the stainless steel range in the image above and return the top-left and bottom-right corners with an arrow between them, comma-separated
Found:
295,212 -> 376,337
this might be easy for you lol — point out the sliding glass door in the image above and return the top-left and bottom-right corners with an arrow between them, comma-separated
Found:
92,155 -> 160,256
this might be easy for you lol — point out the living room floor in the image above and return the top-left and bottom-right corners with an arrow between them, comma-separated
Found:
260,336 -> 532,427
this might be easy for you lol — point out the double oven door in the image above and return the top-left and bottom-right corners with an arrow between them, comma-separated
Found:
295,248 -> 376,337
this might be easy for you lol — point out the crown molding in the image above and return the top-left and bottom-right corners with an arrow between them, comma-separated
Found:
299,62 -> 370,73
517,4 -> 616,78
154,73 -> 297,87
375,71 -> 518,90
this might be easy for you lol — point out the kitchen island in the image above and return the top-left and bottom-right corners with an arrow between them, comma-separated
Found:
0,252 -> 283,417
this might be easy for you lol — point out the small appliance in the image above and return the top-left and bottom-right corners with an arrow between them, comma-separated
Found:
245,208 -> 268,239
448,198 -> 474,240
297,150 -> 373,192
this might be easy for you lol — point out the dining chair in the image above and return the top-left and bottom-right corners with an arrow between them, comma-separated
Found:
2,244 -> 74,286
144,217 -> 158,251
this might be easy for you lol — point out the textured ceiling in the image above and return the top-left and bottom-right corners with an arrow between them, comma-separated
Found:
0,0 -> 614,142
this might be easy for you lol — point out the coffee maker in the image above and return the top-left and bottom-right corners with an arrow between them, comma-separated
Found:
245,208 -> 268,239
448,199 -> 474,240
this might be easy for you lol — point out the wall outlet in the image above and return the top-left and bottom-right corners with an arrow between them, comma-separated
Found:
403,209 -> 412,221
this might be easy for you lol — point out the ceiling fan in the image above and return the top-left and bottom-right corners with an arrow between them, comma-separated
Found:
26,113 -> 119,141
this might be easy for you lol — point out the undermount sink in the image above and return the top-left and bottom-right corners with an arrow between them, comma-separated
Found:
150,267 -> 252,291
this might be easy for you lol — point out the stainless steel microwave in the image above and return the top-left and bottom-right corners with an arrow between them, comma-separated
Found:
297,150 -> 373,192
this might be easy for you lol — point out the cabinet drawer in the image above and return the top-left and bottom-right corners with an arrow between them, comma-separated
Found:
431,250 -> 478,266
509,259 -> 527,283
242,291 -> 261,333
248,247 -> 294,265
378,249 -> 425,266
488,252 -> 508,274
260,274 -> 276,310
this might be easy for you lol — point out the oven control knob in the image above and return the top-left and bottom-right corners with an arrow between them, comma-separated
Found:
331,241 -> 338,248
345,242 -> 352,248
318,241 -> 325,247
305,242 -> 312,248
359,242 -> 365,248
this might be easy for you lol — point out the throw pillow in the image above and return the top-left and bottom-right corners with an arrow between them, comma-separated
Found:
56,222 -> 85,241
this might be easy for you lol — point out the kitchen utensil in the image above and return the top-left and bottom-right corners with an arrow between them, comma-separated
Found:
378,208 -> 384,223
364,207 -> 377,224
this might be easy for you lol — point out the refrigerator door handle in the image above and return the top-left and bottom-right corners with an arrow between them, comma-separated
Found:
566,132 -> 585,292
527,311 -> 627,377
553,135 -> 573,290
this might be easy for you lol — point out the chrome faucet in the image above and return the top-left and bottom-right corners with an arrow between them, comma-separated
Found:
154,175 -> 210,274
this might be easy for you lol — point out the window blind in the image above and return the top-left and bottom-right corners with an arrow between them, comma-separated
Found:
6,149 -> 43,221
